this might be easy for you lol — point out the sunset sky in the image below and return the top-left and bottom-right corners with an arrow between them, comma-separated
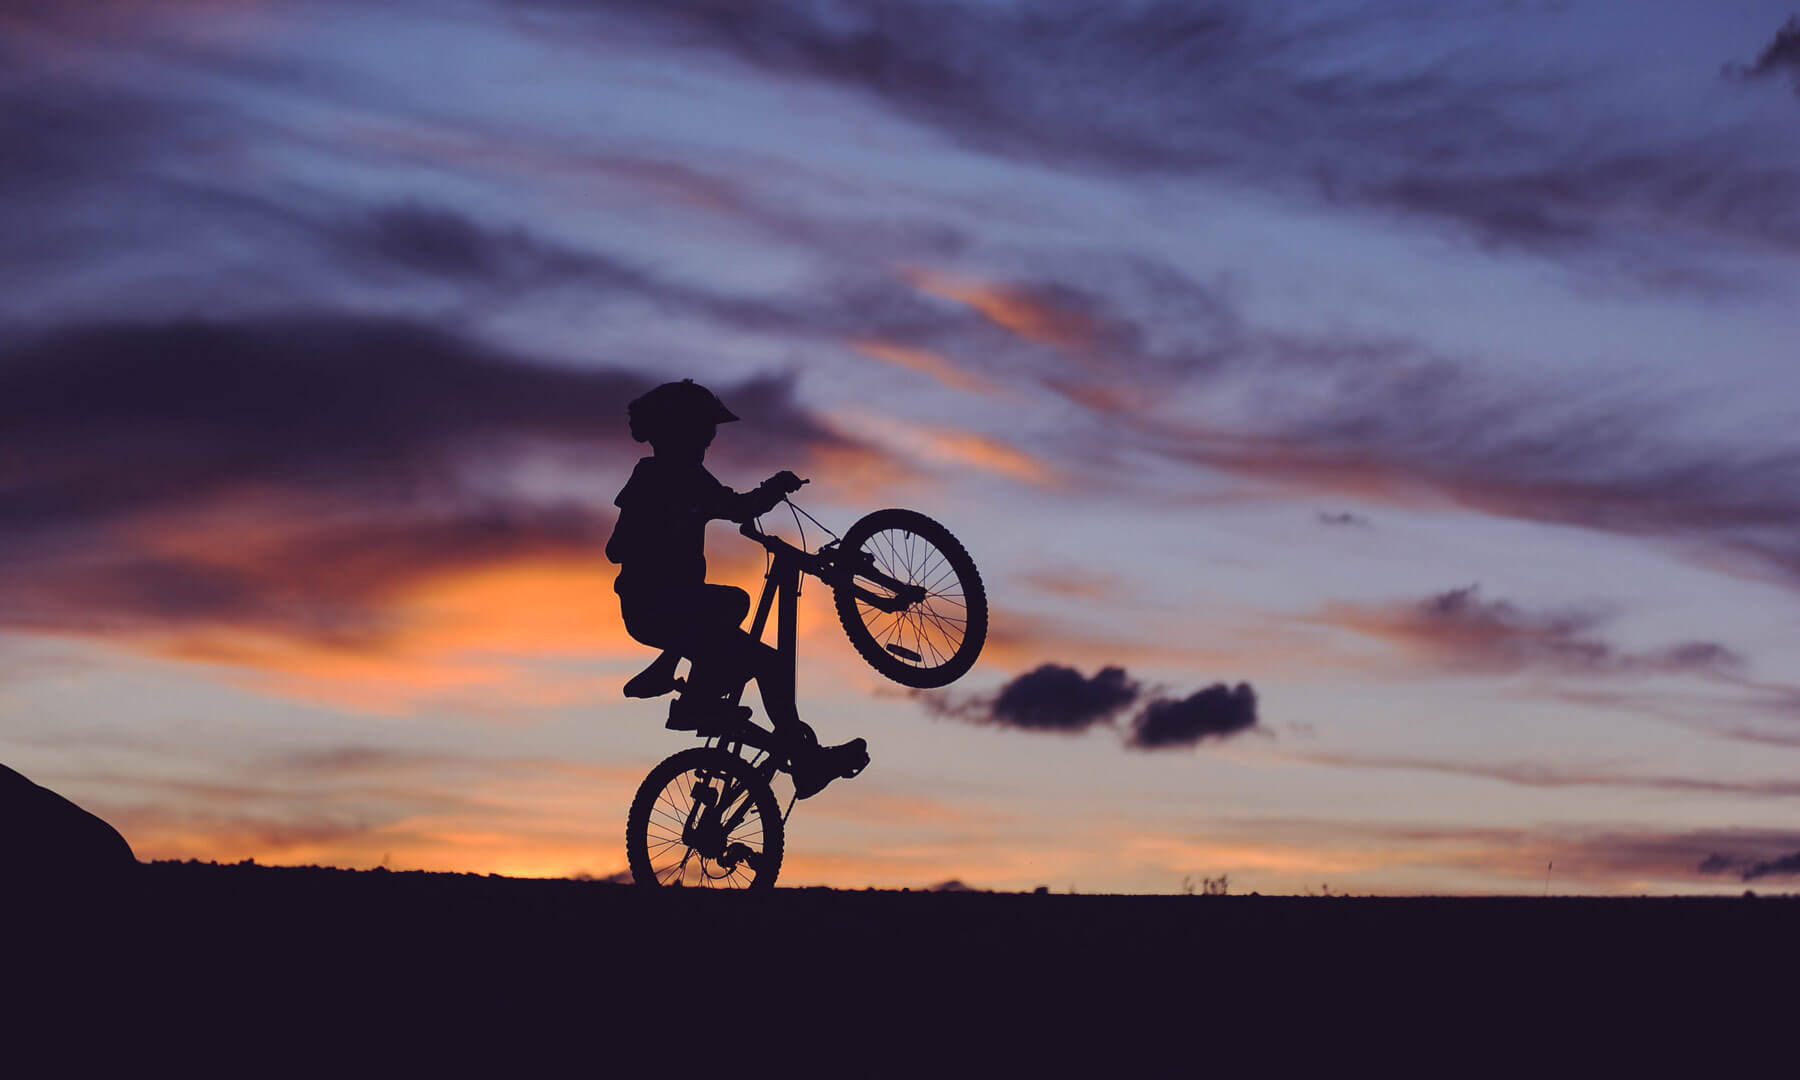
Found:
6,1 -> 1800,894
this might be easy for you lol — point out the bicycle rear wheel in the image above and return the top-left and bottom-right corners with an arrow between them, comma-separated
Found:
626,747 -> 783,889
833,508 -> 987,689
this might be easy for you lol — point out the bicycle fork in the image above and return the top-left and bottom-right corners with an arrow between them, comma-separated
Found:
681,770 -> 762,872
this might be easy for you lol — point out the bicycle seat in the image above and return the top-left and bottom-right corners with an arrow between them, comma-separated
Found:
623,651 -> 684,699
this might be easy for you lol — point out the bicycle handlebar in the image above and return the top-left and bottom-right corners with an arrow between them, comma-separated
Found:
739,477 -> 810,549
740,500 -> 927,609
739,518 -> 805,556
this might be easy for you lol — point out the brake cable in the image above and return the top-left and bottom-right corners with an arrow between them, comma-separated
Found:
783,497 -> 839,545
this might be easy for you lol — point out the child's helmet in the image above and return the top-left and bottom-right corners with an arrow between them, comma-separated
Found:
627,379 -> 740,443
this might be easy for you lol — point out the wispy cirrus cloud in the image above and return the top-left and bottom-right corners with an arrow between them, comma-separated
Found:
1121,342 -> 1800,593
510,0 -> 1800,277
0,313 -> 865,698
1313,585 -> 1746,679
1291,750 -> 1800,801
849,339 -> 999,397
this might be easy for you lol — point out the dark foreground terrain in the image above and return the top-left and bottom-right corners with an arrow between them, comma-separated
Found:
14,861 -> 1786,1063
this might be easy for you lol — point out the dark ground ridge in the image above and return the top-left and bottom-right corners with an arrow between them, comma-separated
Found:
32,859 -> 1792,965
14,860 -> 1785,1053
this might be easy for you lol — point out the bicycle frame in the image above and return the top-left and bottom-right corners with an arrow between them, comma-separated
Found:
631,505 -> 975,886
725,521 -> 928,708
682,521 -> 924,833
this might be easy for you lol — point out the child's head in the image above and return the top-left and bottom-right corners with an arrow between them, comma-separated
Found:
627,379 -> 738,459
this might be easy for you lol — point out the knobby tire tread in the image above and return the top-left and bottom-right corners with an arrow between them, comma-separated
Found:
833,508 -> 988,689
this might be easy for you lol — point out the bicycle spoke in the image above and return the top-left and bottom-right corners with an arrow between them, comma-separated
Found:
917,546 -> 946,589
917,618 -> 946,666
916,614 -> 941,665
845,522 -> 978,680
874,531 -> 902,582
920,602 -> 966,627
918,602 -> 965,637
921,559 -> 958,596
861,603 -> 906,643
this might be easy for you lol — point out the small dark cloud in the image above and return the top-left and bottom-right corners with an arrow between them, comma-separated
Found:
986,664 -> 1141,733
1316,511 -> 1369,528
1698,843 -> 1800,881
931,663 -> 1260,750
1128,682 -> 1259,749
1741,849 -> 1800,881
1725,15 -> 1800,92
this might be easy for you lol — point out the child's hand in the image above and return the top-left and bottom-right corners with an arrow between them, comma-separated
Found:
766,470 -> 807,494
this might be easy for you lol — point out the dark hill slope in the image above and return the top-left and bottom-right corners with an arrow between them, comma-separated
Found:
16,861 -> 1783,1062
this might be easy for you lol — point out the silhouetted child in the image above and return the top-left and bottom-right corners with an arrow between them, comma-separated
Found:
606,379 -> 867,798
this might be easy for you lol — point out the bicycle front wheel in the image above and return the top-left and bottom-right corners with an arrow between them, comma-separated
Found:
833,508 -> 987,689
626,747 -> 783,889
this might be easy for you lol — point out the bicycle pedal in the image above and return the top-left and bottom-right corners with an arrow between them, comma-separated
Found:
838,739 -> 870,780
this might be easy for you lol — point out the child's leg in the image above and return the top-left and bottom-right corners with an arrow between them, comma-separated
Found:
684,629 -> 816,753
675,586 -> 834,758
746,654 -> 810,741
622,649 -> 682,698
677,586 -> 754,700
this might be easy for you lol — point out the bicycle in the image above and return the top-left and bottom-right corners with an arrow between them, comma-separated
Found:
624,498 -> 987,889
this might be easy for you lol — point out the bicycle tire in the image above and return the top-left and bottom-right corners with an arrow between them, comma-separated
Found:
833,508 -> 987,689
625,746 -> 783,890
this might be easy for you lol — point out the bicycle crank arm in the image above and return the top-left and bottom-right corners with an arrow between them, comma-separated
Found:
847,582 -> 929,612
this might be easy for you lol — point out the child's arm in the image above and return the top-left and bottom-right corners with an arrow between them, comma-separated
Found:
702,469 -> 806,524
